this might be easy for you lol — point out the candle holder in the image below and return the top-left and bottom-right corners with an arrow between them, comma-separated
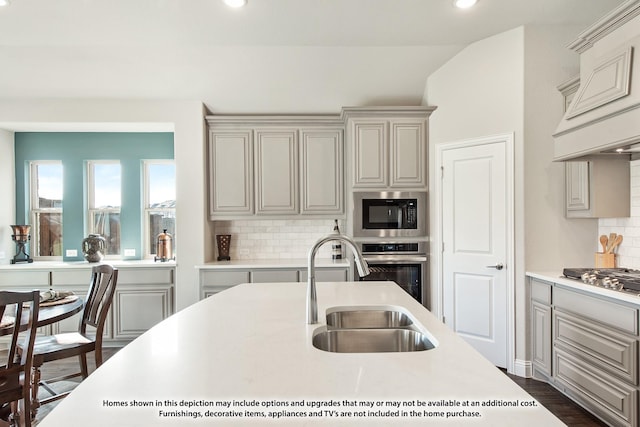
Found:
10,225 -> 34,264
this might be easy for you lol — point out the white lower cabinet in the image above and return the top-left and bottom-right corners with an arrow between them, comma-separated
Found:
201,270 -> 250,298
0,265 -> 175,347
554,310 -> 638,385
528,276 -> 639,427
555,350 -> 637,427
111,267 -> 174,342
200,265 -> 349,299
531,300 -> 552,379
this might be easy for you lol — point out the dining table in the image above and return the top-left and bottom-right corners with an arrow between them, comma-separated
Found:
0,295 -> 84,336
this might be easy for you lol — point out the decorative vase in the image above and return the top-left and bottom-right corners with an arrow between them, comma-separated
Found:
82,234 -> 106,262
216,235 -> 231,261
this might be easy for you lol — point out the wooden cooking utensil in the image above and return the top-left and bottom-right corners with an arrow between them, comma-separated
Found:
607,233 -> 617,253
607,235 -> 623,254
599,235 -> 608,253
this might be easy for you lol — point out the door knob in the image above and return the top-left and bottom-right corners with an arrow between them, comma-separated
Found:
486,263 -> 504,270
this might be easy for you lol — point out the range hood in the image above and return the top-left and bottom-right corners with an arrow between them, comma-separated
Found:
553,0 -> 640,160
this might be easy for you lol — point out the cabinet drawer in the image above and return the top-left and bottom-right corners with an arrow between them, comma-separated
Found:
201,270 -> 250,287
118,268 -> 174,285
555,350 -> 637,427
554,286 -> 638,335
554,310 -> 638,385
530,278 -> 552,304
316,268 -> 349,282
251,269 -> 299,283
0,271 -> 50,287
53,269 -> 92,286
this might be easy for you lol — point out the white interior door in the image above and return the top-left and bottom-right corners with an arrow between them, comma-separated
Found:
440,135 -> 513,369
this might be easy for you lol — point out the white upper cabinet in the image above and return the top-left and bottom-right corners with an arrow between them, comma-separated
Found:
352,121 -> 388,187
206,116 -> 345,219
208,131 -> 253,216
343,107 -> 435,190
255,129 -> 298,215
565,156 -> 630,218
390,120 -> 427,187
300,128 -> 344,215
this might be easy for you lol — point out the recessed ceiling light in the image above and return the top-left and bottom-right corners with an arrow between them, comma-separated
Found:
224,0 -> 247,8
454,0 -> 477,9
0,0 -> 11,7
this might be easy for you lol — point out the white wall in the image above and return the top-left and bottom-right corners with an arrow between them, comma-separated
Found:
520,25 -> 600,375
425,27 -> 525,369
424,25 -> 595,374
0,129 -> 15,265
0,99 -> 207,310
523,26 -> 598,273
426,28 -> 525,145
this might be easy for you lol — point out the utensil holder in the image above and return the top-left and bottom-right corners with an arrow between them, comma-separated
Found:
595,252 -> 616,268
216,235 -> 231,261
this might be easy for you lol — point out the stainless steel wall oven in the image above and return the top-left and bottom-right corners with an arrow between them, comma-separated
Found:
357,241 -> 428,308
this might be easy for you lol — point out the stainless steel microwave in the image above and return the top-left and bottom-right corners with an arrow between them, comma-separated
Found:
353,192 -> 426,238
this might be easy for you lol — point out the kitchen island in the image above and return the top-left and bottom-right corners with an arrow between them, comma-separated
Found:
38,281 -> 562,426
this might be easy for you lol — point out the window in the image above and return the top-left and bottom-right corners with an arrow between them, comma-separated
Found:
144,161 -> 176,258
30,161 -> 63,258
88,161 -> 121,256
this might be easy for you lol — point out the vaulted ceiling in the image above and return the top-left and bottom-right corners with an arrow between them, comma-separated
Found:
0,0 -> 623,114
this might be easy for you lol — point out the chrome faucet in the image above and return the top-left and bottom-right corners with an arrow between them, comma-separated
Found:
307,232 -> 370,324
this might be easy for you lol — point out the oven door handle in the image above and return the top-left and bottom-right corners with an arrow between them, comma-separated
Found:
362,255 -> 428,263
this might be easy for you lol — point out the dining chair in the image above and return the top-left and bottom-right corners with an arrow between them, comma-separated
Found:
19,264 -> 118,411
0,290 -> 40,427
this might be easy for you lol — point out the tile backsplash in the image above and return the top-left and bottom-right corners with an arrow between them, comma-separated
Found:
212,219 -> 343,260
599,159 -> 640,268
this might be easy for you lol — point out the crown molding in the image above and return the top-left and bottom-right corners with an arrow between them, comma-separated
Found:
568,0 -> 640,53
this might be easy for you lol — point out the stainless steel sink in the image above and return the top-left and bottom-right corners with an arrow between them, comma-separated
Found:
312,328 -> 435,353
326,309 -> 413,329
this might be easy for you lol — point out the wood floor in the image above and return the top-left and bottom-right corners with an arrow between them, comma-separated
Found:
33,348 -> 608,426
33,347 -> 121,425
503,371 -> 608,427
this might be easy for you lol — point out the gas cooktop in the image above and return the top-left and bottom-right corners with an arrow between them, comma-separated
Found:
563,268 -> 640,293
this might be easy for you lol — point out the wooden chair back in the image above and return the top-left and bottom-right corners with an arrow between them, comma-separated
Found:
80,265 -> 118,338
0,290 -> 40,426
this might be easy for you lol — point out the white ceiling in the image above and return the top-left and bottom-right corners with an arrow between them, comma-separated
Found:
0,0 -> 624,115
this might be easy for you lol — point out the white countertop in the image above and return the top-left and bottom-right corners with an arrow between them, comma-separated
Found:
527,271 -> 640,306
0,260 -> 176,270
197,258 -> 350,269
39,281 -> 562,426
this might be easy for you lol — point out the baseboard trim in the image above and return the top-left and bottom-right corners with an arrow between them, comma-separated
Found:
513,359 -> 532,378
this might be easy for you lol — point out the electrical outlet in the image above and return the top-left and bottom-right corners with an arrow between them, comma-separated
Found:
66,249 -> 78,257
124,249 -> 136,257
0,251 -> 5,259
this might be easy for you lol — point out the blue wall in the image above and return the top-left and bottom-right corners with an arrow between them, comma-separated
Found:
14,132 -> 174,261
